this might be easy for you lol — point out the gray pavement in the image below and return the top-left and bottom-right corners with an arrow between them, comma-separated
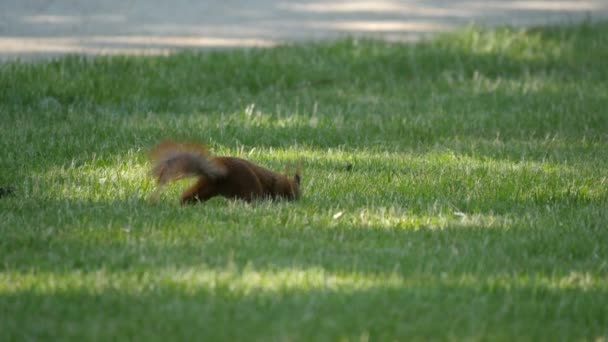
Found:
1,0 -> 607,60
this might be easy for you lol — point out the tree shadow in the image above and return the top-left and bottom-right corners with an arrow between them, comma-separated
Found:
1,276 -> 605,340
2,197 -> 607,340
3,196 -> 606,276
2,23 -> 605,167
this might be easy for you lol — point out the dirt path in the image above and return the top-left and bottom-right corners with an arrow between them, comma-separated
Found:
1,0 -> 606,60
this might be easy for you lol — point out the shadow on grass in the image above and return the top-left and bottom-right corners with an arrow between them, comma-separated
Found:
1,22 -> 606,184
3,195 -> 606,276
2,199 -> 607,339
3,21 -> 603,102
2,197 -> 607,340
1,274 -> 606,340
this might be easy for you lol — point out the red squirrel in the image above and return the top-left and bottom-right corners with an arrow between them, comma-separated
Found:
149,140 -> 301,204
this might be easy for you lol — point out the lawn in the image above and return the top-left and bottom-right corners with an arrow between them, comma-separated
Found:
1,20 -> 607,341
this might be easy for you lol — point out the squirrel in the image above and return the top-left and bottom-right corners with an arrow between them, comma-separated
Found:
149,140 -> 301,204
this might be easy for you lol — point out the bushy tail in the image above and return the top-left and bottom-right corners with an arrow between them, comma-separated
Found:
149,140 -> 227,187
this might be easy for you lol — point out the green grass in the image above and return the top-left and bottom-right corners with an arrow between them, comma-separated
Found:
1,20 -> 608,341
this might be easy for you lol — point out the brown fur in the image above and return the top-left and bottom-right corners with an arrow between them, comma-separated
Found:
149,140 -> 301,204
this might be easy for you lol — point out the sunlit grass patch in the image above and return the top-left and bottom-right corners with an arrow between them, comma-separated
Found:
19,145 -> 606,216
2,267 -> 606,296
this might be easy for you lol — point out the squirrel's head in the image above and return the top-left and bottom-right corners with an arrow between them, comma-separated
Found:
285,164 -> 302,200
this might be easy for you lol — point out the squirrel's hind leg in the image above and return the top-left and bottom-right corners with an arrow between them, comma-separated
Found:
181,178 -> 217,205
